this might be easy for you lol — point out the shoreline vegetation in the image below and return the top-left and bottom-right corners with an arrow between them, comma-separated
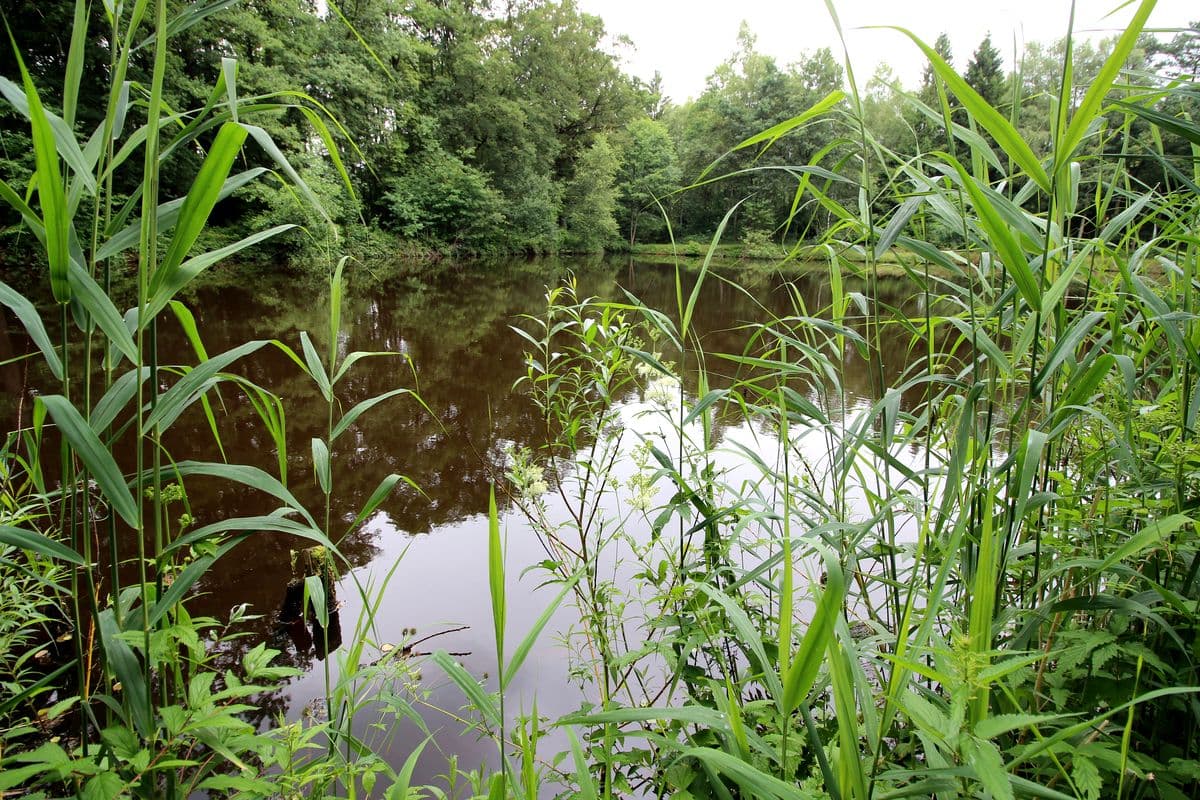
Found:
2,0 -> 1200,798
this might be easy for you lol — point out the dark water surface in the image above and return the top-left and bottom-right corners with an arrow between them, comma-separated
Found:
5,257 -> 941,789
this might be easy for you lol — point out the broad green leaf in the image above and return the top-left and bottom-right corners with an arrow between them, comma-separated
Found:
782,549 -> 844,713
221,57 -> 239,124
144,224 -> 297,323
503,570 -> 582,691
164,461 -> 317,528
886,26 -> 1050,192
305,574 -> 328,626
164,515 -> 339,561
567,728 -> 598,800
332,350 -> 398,385
1098,513 -> 1192,572
347,473 -> 418,534
98,608 -> 151,736
431,650 -> 500,729
132,0 -> 240,51
966,737 -> 1014,800
62,0 -> 89,128
487,486 -> 505,666
1033,311 -> 1105,393
679,747 -> 808,800
1056,0 -> 1155,173
696,583 -> 784,702
145,339 -> 272,432
0,76 -> 97,194
0,525 -> 85,565
330,388 -> 411,441
732,89 -> 845,154
311,437 -> 331,496
943,156 -> 1041,312
241,123 -> 331,224
153,122 -> 248,291
97,168 -> 268,262
0,280 -> 63,381
974,712 -> 1077,740
7,45 -> 70,303
90,367 -> 150,432
299,332 -> 332,401
68,261 -> 138,365
149,536 -> 244,625
39,395 -> 138,529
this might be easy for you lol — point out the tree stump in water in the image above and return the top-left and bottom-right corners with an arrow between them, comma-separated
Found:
279,545 -> 342,658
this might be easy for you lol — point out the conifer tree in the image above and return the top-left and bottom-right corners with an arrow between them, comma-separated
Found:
965,33 -> 1006,110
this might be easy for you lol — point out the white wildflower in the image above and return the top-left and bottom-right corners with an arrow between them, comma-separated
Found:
644,374 -> 680,407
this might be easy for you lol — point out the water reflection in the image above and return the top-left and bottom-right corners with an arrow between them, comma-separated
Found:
3,257 -> 956,783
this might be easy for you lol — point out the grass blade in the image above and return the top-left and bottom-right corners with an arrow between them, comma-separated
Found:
39,395 -> 139,528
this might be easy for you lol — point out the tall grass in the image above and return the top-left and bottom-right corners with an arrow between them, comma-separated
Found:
423,2 -> 1200,799
0,2 -> 422,797
2,1 -> 1199,798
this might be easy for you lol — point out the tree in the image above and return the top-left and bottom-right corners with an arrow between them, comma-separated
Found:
561,134 -> 620,252
1150,20 -> 1199,78
965,33 -> 1006,110
911,32 -> 958,154
383,146 -> 505,251
665,28 -> 842,241
919,32 -> 955,106
615,118 -> 680,244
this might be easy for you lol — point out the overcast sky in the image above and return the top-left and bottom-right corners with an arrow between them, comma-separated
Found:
575,0 -> 1197,102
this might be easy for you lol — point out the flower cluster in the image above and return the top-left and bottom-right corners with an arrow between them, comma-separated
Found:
504,445 -> 549,500
636,354 -> 680,408
624,441 -> 658,513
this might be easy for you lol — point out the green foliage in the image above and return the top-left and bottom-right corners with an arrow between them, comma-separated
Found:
965,33 -> 1007,110
615,117 -> 681,244
384,146 -> 506,251
8,2 -> 1200,799
561,134 -> 621,252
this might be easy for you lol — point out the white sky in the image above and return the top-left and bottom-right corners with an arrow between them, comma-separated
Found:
576,0 -> 1197,102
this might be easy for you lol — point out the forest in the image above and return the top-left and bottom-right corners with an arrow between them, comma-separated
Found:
2,0 -> 1195,278
4,0 -> 1200,799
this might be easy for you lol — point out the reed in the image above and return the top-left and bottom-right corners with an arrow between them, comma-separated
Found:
457,2 -> 1200,798
2,1 -> 1198,798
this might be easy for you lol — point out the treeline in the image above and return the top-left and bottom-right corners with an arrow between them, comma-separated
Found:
0,1 -> 1196,271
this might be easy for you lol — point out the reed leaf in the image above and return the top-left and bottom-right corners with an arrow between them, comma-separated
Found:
732,89 -> 846,155
1055,0 -> 1156,174
39,395 -> 138,528
782,548 -> 844,713
886,26 -> 1050,192
164,461 -> 317,528
330,388 -> 411,441
311,437 -> 331,496
0,77 -> 97,194
153,122 -> 249,288
97,168 -> 268,262
145,339 -> 273,431
67,261 -> 138,365
0,281 -> 63,381
6,44 -> 70,303
487,486 -> 505,671
431,650 -> 501,730
502,569 -> 581,691
62,0 -> 88,128
943,156 -> 1041,312
97,609 -> 152,736
0,525 -> 85,565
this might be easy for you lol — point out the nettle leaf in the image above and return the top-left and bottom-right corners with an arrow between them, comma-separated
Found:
1072,755 -> 1101,800
967,737 -> 1014,800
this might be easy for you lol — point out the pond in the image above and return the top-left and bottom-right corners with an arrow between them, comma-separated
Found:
4,255 -> 943,790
